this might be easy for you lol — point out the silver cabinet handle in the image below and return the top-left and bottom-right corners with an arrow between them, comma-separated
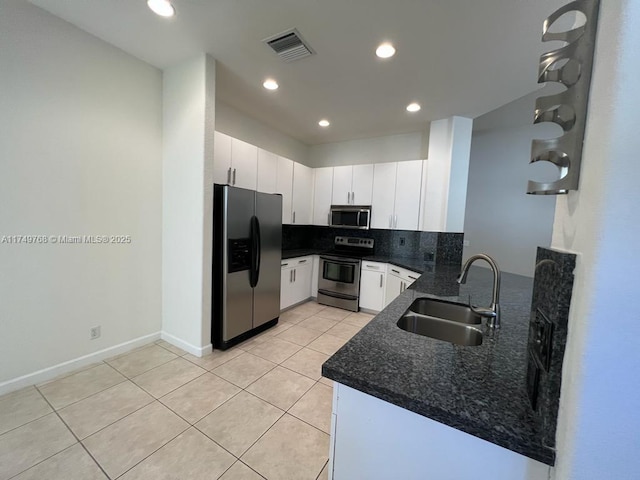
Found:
227,167 -> 231,184
232,168 -> 237,185
391,269 -> 400,274
380,274 -> 383,288
365,264 -> 379,270
408,275 -> 417,280
293,211 -> 296,224
299,259 -> 307,264
293,268 -> 296,282
282,263 -> 289,267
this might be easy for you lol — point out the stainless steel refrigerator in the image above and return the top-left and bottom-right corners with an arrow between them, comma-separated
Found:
212,184 -> 282,350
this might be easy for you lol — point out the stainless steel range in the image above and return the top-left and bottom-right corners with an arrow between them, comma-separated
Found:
317,236 -> 374,312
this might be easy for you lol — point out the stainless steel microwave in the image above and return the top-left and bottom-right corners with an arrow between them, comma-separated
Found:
329,205 -> 371,229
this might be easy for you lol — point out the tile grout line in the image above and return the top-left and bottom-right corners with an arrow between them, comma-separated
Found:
32,385 -> 113,480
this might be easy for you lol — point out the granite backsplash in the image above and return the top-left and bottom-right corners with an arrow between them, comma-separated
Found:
526,247 -> 576,451
282,225 -> 463,266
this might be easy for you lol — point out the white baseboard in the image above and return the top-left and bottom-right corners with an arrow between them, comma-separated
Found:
0,332 -> 161,396
160,331 -> 212,358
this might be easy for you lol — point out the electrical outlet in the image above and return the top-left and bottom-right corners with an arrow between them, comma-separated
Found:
399,237 -> 405,246
90,326 -> 101,340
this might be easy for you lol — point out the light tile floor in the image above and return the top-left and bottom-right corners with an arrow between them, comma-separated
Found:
0,302 -> 373,480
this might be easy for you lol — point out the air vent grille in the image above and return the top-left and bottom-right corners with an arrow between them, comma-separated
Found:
263,29 -> 314,62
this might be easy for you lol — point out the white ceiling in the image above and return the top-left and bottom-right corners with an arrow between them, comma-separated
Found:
29,0 -> 567,145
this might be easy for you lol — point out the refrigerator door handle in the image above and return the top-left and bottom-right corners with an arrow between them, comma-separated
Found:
249,215 -> 261,288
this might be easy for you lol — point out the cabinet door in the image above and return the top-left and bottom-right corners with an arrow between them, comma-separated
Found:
351,164 -> 374,206
276,157 -> 294,224
313,167 -> 334,225
360,269 -> 385,312
213,131 -> 232,185
280,264 -> 294,310
332,166 -> 353,205
293,262 -> 313,304
257,148 -> 278,193
384,273 -> 403,308
292,162 -> 313,224
231,138 -> 258,190
394,160 -> 423,230
371,162 -> 397,229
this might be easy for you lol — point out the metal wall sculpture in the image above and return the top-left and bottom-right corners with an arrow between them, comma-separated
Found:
527,0 -> 600,195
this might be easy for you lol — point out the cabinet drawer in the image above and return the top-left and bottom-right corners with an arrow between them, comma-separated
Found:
362,261 -> 386,272
387,265 -> 420,283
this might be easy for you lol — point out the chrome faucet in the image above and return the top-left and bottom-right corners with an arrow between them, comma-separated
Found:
456,254 -> 501,328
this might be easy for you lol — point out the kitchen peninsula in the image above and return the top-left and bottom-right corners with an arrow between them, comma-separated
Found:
323,265 -> 555,480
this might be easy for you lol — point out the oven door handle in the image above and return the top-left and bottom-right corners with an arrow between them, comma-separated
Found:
319,256 -> 360,265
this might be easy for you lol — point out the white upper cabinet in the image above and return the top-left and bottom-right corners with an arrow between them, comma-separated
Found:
213,131 -> 232,185
351,164 -> 374,205
371,162 -> 397,229
230,138 -> 258,190
332,166 -> 353,205
371,160 -> 423,230
331,165 -> 374,205
292,162 -> 313,224
276,156 -> 294,224
257,148 -> 278,193
394,160 -> 423,230
313,167 -> 334,225
212,132 -> 257,189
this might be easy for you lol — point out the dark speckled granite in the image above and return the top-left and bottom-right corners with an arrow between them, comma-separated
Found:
322,265 -> 556,465
281,249 -> 318,260
527,247 -> 575,451
282,225 -> 462,266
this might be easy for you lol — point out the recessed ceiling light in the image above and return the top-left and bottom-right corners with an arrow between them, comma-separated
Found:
263,79 -> 279,90
406,103 -> 421,113
147,0 -> 175,17
318,119 -> 330,127
376,43 -> 396,59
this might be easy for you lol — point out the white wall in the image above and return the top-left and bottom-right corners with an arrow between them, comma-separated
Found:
216,100 -> 309,164
551,1 -> 640,478
308,131 -> 426,168
162,55 -> 215,355
463,93 -> 556,276
0,1 -> 162,385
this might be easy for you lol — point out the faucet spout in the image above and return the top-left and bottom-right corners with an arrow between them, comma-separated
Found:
457,254 -> 501,328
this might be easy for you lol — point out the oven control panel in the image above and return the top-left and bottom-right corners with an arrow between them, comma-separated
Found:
335,236 -> 374,249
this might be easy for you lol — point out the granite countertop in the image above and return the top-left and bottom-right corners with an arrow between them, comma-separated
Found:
281,249 -> 433,273
322,265 -> 554,465
281,249 -> 319,260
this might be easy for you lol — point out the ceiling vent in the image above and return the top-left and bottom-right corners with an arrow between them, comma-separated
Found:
263,29 -> 315,62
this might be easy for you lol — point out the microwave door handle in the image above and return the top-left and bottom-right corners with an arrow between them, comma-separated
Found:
357,211 -> 361,227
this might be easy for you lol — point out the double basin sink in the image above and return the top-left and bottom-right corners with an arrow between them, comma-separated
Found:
397,297 -> 484,346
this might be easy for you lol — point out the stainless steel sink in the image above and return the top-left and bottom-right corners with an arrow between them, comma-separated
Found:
397,313 -> 483,346
397,298 -> 484,346
406,298 -> 482,325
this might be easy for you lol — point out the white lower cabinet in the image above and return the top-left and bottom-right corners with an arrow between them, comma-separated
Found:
359,262 -> 386,312
330,384 -> 551,480
311,255 -> 320,297
280,256 -> 313,310
384,265 -> 420,308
